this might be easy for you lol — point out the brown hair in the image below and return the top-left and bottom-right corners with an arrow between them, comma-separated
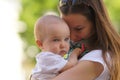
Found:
59,0 -> 120,80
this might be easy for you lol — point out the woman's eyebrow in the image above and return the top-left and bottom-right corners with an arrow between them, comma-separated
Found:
74,25 -> 85,28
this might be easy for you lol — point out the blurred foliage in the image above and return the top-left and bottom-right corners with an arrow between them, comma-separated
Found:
19,0 -> 59,79
104,0 -> 120,32
19,0 -> 120,80
19,0 -> 58,61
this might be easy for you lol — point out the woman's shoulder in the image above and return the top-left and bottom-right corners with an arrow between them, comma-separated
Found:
80,50 -> 103,58
79,50 -> 110,80
79,50 -> 104,64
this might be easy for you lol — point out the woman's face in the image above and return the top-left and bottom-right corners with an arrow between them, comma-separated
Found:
62,14 -> 94,42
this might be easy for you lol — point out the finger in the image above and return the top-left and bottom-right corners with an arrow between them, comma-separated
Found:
81,43 -> 85,53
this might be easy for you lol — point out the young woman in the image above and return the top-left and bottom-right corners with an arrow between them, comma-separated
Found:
52,0 -> 120,80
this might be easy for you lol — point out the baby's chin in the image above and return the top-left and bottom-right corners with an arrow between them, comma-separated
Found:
61,53 -> 66,57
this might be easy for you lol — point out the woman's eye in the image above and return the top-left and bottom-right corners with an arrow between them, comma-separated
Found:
74,26 -> 84,31
75,28 -> 83,31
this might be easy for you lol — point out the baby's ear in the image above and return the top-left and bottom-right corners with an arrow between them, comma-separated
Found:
36,40 -> 43,48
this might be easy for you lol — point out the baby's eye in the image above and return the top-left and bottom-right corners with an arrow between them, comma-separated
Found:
53,39 -> 60,42
65,37 -> 70,42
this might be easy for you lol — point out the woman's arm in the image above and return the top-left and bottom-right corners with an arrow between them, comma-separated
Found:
52,60 -> 103,80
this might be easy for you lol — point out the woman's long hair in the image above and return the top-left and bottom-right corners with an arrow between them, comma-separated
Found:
59,0 -> 120,80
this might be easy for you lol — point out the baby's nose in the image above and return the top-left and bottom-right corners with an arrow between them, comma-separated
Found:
60,41 -> 66,48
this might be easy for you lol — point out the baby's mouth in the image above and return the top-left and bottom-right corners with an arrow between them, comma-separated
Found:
59,50 -> 67,56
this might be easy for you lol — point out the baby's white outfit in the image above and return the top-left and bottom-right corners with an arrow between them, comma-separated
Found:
31,52 -> 68,80
80,50 -> 110,80
31,50 -> 110,80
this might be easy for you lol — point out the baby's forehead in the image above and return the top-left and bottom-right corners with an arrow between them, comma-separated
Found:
39,15 -> 63,24
36,15 -> 67,31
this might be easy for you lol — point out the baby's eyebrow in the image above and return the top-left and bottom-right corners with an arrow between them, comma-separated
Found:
67,35 -> 70,37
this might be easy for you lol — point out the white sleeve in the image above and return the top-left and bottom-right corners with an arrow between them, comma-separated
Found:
35,52 -> 68,74
79,50 -> 105,65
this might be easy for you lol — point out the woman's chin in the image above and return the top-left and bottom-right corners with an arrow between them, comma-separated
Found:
72,39 -> 81,42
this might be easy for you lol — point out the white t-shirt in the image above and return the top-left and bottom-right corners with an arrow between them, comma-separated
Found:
80,50 -> 110,80
31,52 -> 68,80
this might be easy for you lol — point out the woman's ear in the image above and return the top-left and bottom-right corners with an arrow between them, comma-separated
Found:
36,40 -> 43,48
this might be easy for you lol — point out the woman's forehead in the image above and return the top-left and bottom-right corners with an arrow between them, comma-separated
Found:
62,14 -> 90,26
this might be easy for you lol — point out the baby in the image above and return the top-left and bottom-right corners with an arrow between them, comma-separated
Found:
30,15 -> 81,80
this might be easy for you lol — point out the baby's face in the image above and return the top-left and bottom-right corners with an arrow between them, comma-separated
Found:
41,22 -> 70,57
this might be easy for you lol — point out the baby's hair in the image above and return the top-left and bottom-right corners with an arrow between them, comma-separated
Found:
34,14 -> 67,42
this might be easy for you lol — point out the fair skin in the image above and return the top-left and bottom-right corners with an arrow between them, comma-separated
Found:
35,15 -> 81,72
37,21 -> 70,56
52,14 -> 103,80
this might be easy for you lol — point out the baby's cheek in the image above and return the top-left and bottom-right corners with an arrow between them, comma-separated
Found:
66,45 -> 70,51
50,47 -> 59,54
